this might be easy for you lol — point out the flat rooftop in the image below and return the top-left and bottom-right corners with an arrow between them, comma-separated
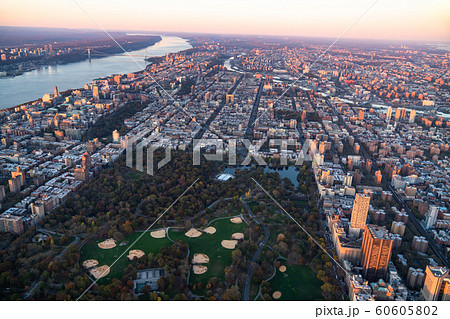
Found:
428,266 -> 448,278
367,225 -> 393,240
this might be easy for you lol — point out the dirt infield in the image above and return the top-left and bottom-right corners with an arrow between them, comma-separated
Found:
192,253 -> 209,264
98,238 -> 116,249
272,291 -> 282,299
150,229 -> 166,238
127,249 -> 145,260
221,239 -> 238,249
230,217 -> 243,224
185,228 -> 202,238
231,232 -> 244,240
82,259 -> 98,269
90,265 -> 110,279
193,265 -> 208,274
279,265 -> 287,273
203,226 -> 216,234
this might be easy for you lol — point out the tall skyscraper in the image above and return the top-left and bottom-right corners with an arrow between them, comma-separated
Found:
421,266 -> 449,301
350,193 -> 371,232
386,107 -> 392,121
361,225 -> 393,282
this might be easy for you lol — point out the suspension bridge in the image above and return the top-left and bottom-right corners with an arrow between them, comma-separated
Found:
80,48 -> 148,61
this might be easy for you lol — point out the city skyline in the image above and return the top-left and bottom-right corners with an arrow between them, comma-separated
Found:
1,0 -> 450,42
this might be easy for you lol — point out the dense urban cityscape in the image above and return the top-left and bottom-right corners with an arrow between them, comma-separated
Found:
0,30 -> 448,305
0,2 -> 450,318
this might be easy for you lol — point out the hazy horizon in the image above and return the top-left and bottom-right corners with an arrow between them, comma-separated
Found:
1,0 -> 449,42
1,25 -> 449,46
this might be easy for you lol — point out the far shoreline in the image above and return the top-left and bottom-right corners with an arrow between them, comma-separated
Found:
0,35 -> 162,80
0,35 -> 193,113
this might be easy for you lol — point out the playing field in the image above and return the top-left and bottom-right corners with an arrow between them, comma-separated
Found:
269,263 -> 323,300
80,215 -> 247,286
168,216 -> 247,286
80,230 -> 172,283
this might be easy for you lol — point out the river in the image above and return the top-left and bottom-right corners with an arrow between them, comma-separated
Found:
0,35 -> 192,109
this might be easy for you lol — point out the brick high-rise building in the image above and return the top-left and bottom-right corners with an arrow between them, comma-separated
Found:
74,166 -> 89,182
8,177 -> 21,193
365,159 -> 372,172
92,86 -> 100,100
353,169 -> 362,185
301,110 -> 307,122
409,109 -> 416,123
361,225 -> 393,282
400,107 -> 407,121
0,214 -> 24,234
82,152 -> 91,168
358,109 -> 364,120
350,193 -> 371,232
374,170 -> 382,184
394,108 -> 401,121
11,166 -> 25,187
421,266 -> 449,301
86,140 -> 96,153
386,107 -> 392,121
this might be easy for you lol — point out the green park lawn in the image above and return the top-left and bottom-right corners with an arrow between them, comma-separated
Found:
80,230 -> 172,283
80,215 -> 247,287
269,263 -> 323,300
168,216 -> 247,286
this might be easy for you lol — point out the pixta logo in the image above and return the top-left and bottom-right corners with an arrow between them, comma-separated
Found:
126,136 -> 318,176
126,136 -> 172,176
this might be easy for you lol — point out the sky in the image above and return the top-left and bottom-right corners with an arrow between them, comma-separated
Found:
1,0 -> 449,42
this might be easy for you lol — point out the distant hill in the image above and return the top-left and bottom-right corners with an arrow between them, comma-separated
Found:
0,26 -> 126,47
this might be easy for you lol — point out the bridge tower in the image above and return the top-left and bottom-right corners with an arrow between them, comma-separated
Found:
87,48 -> 91,62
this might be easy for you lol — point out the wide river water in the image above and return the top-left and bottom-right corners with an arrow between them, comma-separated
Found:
0,35 -> 192,109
